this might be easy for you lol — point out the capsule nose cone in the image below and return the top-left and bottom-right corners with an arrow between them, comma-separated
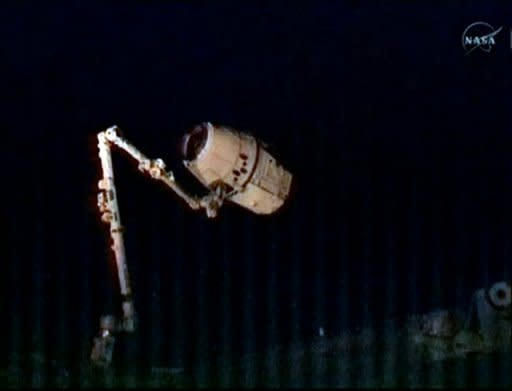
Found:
181,122 -> 209,161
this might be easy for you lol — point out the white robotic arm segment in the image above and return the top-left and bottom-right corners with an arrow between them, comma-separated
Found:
91,132 -> 137,367
96,131 -> 134,311
103,126 -> 200,211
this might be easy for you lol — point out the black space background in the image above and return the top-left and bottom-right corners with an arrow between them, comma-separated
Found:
1,1 -> 511,374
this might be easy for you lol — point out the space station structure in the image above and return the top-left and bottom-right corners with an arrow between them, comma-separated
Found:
409,280 -> 511,360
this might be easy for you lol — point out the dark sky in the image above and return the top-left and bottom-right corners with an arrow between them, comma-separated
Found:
1,2 -> 512,371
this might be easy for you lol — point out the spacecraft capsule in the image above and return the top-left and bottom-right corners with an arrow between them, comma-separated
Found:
181,122 -> 293,215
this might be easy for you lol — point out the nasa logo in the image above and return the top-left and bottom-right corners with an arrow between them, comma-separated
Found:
462,21 -> 503,55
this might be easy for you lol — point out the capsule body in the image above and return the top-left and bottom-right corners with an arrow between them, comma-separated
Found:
181,122 -> 293,214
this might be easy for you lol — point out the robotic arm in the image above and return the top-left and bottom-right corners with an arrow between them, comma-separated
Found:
90,123 -> 293,367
